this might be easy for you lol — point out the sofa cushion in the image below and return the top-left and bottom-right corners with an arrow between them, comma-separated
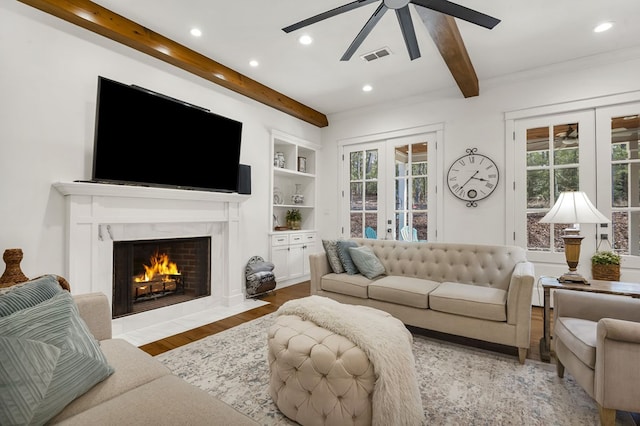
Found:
0,291 -> 114,426
50,338 -> 171,423
0,275 -> 64,317
369,277 -> 440,309
321,273 -> 372,298
348,246 -> 386,279
554,317 -> 597,369
429,282 -> 507,321
336,240 -> 360,275
322,240 -> 345,274
54,375 -> 258,425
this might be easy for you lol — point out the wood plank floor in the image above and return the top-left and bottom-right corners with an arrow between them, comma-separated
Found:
140,281 -> 548,362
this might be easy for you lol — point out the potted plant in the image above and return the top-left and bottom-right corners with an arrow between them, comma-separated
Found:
286,209 -> 302,230
591,250 -> 621,281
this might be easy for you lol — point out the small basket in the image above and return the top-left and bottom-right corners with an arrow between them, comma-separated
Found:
591,264 -> 620,281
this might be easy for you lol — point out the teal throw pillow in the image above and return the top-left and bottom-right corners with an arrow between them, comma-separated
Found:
348,246 -> 386,279
0,275 -> 64,317
0,291 -> 114,426
322,239 -> 345,274
336,240 -> 359,275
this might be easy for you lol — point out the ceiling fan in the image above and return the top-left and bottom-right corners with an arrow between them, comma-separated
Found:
282,0 -> 500,61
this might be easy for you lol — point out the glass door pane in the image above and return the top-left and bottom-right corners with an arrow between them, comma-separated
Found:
348,149 -> 379,238
394,142 -> 428,241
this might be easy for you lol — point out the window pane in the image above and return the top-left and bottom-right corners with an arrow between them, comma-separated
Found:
554,147 -> 578,165
365,150 -> 378,180
631,163 -> 640,208
350,152 -> 363,180
350,213 -> 362,238
413,212 -> 428,241
612,211 -> 628,254
527,126 -> 550,167
612,142 -> 630,161
527,213 -> 549,250
365,181 -> 377,210
350,182 -> 362,210
527,170 -> 550,208
612,164 -> 628,207
554,168 -> 578,193
412,177 -> 427,209
395,145 -> 409,177
365,213 -> 377,233
396,178 -> 407,210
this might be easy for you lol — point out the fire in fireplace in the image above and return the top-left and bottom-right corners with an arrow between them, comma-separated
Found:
112,237 -> 211,318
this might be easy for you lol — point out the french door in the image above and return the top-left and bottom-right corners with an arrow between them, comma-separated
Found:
341,131 -> 439,241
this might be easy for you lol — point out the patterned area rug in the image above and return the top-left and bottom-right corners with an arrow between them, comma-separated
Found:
155,313 -> 633,425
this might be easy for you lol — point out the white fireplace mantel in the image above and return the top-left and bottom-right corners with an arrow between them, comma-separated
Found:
54,181 -> 249,335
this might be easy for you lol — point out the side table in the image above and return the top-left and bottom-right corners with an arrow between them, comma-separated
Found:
539,276 -> 640,362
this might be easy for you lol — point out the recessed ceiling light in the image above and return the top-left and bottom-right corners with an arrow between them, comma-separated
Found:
249,60 -> 259,67
190,28 -> 202,37
298,35 -> 313,45
362,85 -> 373,92
593,22 -> 613,33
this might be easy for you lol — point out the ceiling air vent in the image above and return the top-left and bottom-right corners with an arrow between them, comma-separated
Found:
360,47 -> 392,62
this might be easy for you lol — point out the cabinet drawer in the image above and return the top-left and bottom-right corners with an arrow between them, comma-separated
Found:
302,233 -> 316,243
271,234 -> 289,246
289,234 -> 304,244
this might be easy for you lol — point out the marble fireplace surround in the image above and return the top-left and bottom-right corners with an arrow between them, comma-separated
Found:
54,181 -> 249,336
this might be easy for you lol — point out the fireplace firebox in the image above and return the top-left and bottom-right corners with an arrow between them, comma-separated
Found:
112,237 -> 211,318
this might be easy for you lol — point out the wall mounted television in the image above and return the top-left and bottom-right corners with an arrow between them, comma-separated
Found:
91,76 -> 243,193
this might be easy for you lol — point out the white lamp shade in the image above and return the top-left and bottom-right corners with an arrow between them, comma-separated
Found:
539,191 -> 610,224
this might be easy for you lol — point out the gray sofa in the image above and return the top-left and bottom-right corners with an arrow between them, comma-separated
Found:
310,239 -> 535,363
50,292 -> 258,425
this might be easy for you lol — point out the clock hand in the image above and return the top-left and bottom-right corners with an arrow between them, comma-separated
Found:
459,170 -> 479,189
470,176 -> 488,182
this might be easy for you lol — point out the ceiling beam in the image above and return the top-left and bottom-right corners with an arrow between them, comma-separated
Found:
17,0 -> 329,128
415,8 -> 479,98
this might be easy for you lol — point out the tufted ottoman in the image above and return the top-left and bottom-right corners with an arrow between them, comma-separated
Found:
268,314 -> 376,425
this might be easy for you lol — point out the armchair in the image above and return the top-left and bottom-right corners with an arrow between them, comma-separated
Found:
553,289 -> 640,425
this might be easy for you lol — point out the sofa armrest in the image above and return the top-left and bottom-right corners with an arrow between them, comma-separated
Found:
505,261 -> 535,325
594,317 -> 640,410
73,292 -> 112,341
309,252 -> 331,294
554,290 -> 640,323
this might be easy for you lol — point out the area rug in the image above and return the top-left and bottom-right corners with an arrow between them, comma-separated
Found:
155,314 -> 633,425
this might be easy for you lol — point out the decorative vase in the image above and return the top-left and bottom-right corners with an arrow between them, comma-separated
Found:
292,184 -> 304,205
0,248 -> 29,287
288,220 -> 301,230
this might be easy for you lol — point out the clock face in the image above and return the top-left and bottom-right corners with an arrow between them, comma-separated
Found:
447,152 -> 499,205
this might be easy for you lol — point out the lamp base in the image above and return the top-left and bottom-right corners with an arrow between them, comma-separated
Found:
558,271 -> 590,285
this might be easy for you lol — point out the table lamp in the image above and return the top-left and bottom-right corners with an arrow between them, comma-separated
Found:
539,191 -> 610,284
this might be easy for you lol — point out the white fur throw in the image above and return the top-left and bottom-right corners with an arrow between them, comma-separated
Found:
277,295 -> 424,426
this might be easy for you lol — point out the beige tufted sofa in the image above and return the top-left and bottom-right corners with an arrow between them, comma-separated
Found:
310,239 -> 535,363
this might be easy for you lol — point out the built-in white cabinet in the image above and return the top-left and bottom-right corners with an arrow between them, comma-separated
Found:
270,232 -> 317,284
270,130 -> 320,285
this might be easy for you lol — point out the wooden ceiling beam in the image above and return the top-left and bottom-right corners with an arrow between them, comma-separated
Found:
415,8 -> 479,98
18,0 -> 329,128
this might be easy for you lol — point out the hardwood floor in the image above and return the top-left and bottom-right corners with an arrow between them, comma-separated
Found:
140,281 -> 548,362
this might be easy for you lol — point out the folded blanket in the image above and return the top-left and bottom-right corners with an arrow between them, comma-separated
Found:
277,295 -> 424,426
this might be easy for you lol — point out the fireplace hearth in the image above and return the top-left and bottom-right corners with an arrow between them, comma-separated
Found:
112,237 -> 211,318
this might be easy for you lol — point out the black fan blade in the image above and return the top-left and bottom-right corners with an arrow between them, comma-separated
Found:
410,0 -> 500,29
395,6 -> 420,60
341,3 -> 388,61
283,0 -> 379,33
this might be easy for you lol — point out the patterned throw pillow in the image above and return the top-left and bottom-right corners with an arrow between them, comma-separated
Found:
348,246 -> 386,279
0,275 -> 64,317
336,240 -> 360,275
322,240 -> 345,274
0,291 -> 114,426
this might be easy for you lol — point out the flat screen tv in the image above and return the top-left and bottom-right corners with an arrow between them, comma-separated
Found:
91,76 -> 243,193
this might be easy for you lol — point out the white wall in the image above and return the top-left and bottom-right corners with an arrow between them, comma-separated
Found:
0,2 -> 320,279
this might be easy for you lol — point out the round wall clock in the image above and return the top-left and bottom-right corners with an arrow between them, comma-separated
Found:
447,148 -> 499,207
